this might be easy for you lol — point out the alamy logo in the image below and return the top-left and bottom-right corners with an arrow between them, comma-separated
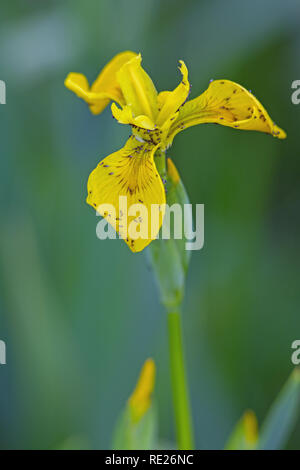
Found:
291,80 -> 300,105
95,198 -> 204,251
291,340 -> 300,365
0,80 -> 6,105
0,340 -> 6,365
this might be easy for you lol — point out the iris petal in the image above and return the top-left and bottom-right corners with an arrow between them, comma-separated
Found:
117,54 -> 158,122
87,136 -> 166,253
167,79 -> 286,144
156,60 -> 190,128
65,51 -> 137,114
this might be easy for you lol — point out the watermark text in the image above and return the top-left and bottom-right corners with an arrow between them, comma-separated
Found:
291,340 -> 300,365
0,80 -> 6,105
0,340 -> 6,365
95,198 -> 204,251
291,80 -> 300,105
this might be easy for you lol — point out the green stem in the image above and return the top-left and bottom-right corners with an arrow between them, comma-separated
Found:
167,310 -> 194,450
152,147 -> 194,449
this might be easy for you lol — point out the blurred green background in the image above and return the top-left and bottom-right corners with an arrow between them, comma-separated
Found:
0,0 -> 300,450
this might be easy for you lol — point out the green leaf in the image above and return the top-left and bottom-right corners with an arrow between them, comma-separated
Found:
259,368 -> 300,450
112,404 -> 157,450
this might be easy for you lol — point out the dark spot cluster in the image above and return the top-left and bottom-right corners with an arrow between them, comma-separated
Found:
130,124 -> 163,146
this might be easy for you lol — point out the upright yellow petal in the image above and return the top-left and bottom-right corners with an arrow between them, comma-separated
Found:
87,136 -> 166,253
167,79 -> 286,144
156,61 -> 190,128
65,51 -> 137,115
128,359 -> 156,423
117,54 -> 158,122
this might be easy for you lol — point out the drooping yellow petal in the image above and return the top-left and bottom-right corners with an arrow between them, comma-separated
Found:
65,51 -> 137,115
90,51 -> 138,114
128,359 -> 155,423
156,61 -> 190,128
65,72 -> 117,113
167,79 -> 286,144
117,54 -> 158,122
87,136 -> 166,253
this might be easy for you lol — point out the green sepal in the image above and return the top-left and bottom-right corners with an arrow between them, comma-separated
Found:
112,404 -> 157,450
148,152 -> 192,311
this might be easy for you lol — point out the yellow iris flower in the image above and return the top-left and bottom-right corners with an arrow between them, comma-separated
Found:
65,51 -> 286,253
